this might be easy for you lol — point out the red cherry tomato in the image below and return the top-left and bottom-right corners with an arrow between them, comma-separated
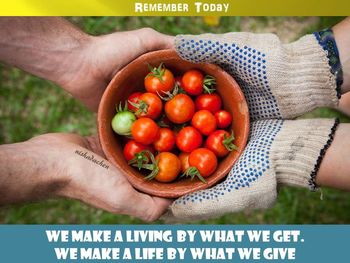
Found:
131,117 -> 159,145
195,93 -> 222,114
127,92 -> 142,112
215,110 -> 232,129
153,128 -> 176,152
179,152 -> 190,173
182,69 -> 204,96
154,152 -> 181,183
123,140 -> 155,162
189,148 -> 218,177
134,92 -> 163,119
205,130 -> 237,158
165,94 -> 195,124
176,126 -> 203,153
191,110 -> 217,136
144,65 -> 175,94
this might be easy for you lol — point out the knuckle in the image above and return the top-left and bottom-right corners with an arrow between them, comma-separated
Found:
108,197 -> 124,214
108,183 -> 131,214
140,27 -> 156,35
141,209 -> 159,222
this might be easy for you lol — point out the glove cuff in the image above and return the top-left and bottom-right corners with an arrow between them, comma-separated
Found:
272,118 -> 339,190
271,34 -> 339,119
313,28 -> 343,95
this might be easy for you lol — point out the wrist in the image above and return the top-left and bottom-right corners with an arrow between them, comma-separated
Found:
272,34 -> 339,118
54,34 -> 109,111
0,138 -> 70,205
53,33 -> 96,92
313,28 -> 343,96
271,119 -> 339,190
333,19 -> 350,94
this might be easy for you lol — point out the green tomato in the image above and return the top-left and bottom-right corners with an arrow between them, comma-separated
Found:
111,111 -> 136,136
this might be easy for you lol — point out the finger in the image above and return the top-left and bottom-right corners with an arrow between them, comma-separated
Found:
31,133 -> 107,158
133,27 -> 174,51
124,189 -> 173,222
108,28 -> 174,78
84,135 -> 106,157
163,186 -> 227,223
29,133 -> 87,147
175,33 -> 225,64
175,33 -> 269,65
164,174 -> 276,223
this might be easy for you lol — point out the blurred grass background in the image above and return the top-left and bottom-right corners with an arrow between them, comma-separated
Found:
1,16 -> 350,224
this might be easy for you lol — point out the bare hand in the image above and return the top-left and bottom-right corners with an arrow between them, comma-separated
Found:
0,133 -> 172,222
59,28 -> 174,111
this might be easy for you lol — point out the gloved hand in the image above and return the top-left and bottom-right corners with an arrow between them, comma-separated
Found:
175,30 -> 341,120
165,118 -> 338,222
164,30 -> 342,222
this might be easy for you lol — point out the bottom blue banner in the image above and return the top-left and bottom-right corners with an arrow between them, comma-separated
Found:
0,225 -> 347,262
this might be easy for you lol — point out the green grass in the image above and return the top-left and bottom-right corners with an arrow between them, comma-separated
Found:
1,17 -> 349,224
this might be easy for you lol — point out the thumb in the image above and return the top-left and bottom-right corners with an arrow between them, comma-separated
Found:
127,190 -> 173,222
133,27 -> 174,52
105,28 -> 174,78
175,33 -> 225,64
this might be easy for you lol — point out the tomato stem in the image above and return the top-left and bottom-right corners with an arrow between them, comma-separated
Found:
157,83 -> 179,101
144,162 -> 160,180
222,131 -> 239,151
178,86 -> 186,94
128,151 -> 151,170
116,101 -> 129,113
128,99 -> 149,115
203,75 -> 216,94
146,63 -> 165,83
129,150 -> 160,181
182,167 -> 207,184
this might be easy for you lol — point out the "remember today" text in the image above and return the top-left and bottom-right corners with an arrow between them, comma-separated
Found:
135,2 -> 230,13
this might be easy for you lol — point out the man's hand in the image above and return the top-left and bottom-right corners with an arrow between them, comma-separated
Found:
59,28 -> 174,111
0,133 -> 172,222
0,18 -> 173,111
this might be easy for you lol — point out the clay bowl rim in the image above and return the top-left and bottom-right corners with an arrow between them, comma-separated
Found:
97,49 -> 250,198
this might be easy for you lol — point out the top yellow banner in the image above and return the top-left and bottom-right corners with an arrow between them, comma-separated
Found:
0,0 -> 349,16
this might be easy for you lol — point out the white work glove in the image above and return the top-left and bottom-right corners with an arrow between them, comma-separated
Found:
175,30 -> 341,120
164,30 -> 342,222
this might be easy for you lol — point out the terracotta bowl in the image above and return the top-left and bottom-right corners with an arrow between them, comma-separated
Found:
98,49 -> 249,198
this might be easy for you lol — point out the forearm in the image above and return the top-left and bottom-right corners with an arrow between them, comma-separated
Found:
333,17 -> 350,94
317,123 -> 350,190
0,17 -> 92,90
0,140 -> 68,205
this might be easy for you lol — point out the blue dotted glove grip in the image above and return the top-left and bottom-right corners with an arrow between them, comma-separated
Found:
177,37 -> 282,121
176,120 -> 283,205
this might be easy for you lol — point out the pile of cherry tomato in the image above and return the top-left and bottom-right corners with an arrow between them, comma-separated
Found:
111,63 -> 237,183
